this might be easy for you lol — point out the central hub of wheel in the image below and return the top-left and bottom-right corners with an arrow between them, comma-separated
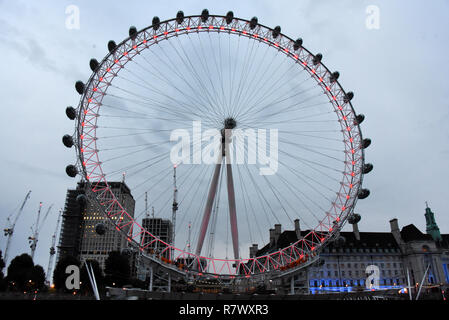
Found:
221,118 -> 236,154
224,117 -> 237,130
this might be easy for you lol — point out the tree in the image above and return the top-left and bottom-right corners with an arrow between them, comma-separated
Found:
0,251 -> 6,291
53,255 -> 80,291
104,251 -> 130,287
6,254 -> 35,291
31,265 -> 46,291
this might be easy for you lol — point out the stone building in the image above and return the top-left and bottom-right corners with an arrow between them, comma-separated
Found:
250,205 -> 449,294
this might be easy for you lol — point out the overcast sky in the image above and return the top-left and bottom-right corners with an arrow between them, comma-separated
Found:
0,0 -> 448,272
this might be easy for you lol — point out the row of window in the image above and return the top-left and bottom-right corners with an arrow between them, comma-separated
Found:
324,248 -> 400,254
323,262 -> 403,269
322,255 -> 401,261
309,278 -> 404,287
315,269 -> 403,278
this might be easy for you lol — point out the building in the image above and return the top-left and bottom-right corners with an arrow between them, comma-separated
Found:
140,217 -> 173,258
56,185 -> 85,262
250,205 -> 449,294
78,181 -> 135,270
307,230 -> 404,293
390,205 -> 449,288
57,181 -> 136,271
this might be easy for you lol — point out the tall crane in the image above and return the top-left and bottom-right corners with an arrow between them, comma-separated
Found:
46,208 -> 62,284
28,203 -> 54,260
3,190 -> 32,267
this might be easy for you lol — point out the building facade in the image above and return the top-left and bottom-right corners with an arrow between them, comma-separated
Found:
56,185 -> 85,263
57,181 -> 136,271
140,217 -> 173,258
251,206 -> 449,294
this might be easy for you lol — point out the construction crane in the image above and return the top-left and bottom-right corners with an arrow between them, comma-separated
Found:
28,203 -> 54,260
46,208 -> 62,284
3,190 -> 32,267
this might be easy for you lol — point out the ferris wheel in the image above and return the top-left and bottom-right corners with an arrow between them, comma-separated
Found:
63,10 -> 372,279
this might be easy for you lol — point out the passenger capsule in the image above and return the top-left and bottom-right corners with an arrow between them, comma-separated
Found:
129,26 -> 138,40
65,165 -> 78,178
362,138 -> 371,149
272,26 -> 281,38
108,40 -> 117,54
95,223 -> 106,235
313,53 -> 323,65
358,189 -> 370,199
89,59 -> 99,72
330,71 -> 340,83
354,114 -> 365,125
75,81 -> 85,95
250,17 -> 258,29
362,163 -> 374,174
293,38 -> 303,51
201,9 -> 209,22
62,135 -> 74,148
343,91 -> 354,103
152,16 -> 160,30
176,11 -> 184,24
66,106 -> 76,120
76,194 -> 87,207
348,213 -> 361,224
226,11 -> 234,24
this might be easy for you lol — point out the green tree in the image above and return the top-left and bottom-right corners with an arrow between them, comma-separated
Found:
52,255 -> 80,291
104,251 -> 130,287
6,254 -> 35,291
